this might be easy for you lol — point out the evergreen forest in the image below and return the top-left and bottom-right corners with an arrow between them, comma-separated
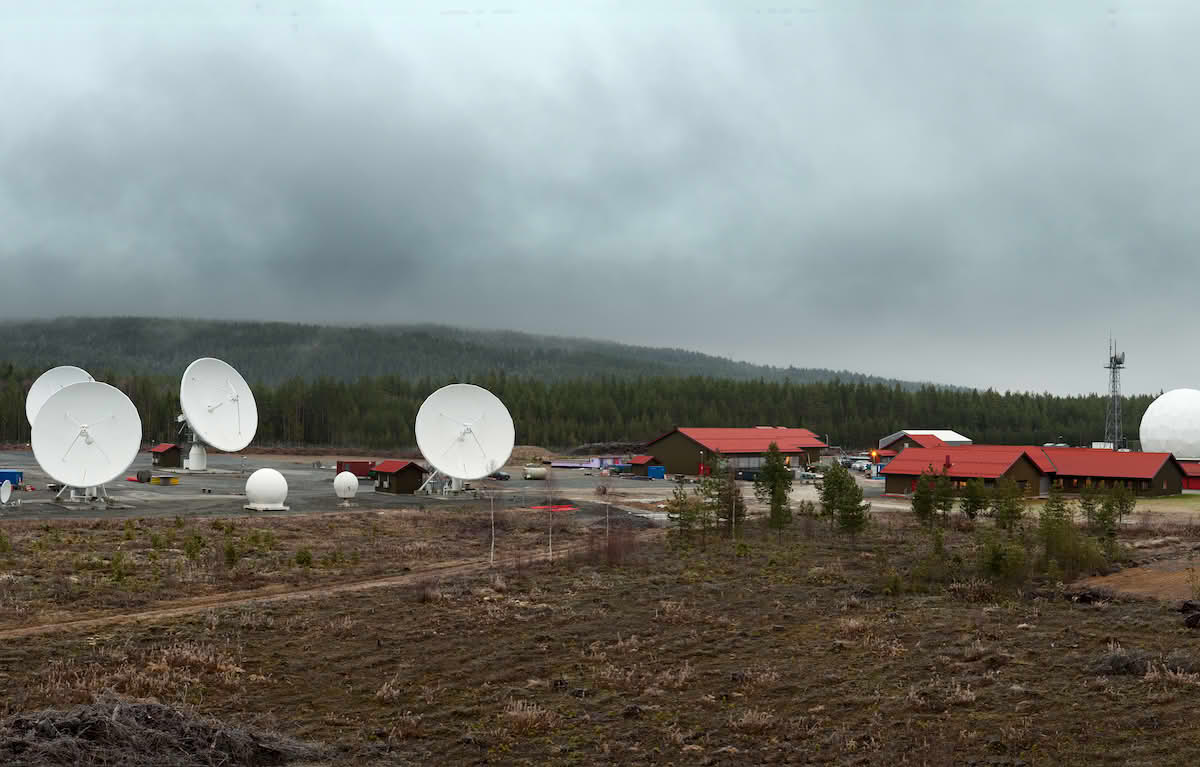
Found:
0,362 -> 1156,451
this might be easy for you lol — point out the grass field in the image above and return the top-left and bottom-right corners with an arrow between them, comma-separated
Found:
4,506 -> 1200,765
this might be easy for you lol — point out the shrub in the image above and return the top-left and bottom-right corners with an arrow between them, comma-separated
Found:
295,548 -> 313,567
183,534 -> 206,560
0,529 -> 10,554
223,540 -> 240,569
149,532 -> 165,550
110,551 -> 130,582
977,533 -> 1028,584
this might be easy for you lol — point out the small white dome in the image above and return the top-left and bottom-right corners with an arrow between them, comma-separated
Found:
333,471 -> 359,499
1140,388 -> 1200,460
245,468 -> 288,506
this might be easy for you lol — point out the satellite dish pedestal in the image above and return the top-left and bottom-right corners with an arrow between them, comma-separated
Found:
188,442 -> 208,472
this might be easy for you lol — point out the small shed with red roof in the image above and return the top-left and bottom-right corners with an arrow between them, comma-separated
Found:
149,443 -> 182,469
630,455 -> 662,477
645,427 -> 828,476
371,460 -> 428,494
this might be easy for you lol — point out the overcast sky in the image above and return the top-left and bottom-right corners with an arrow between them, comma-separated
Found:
3,1 -> 1198,395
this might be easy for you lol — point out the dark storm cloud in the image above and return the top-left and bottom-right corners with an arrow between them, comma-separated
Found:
3,1 -> 1200,393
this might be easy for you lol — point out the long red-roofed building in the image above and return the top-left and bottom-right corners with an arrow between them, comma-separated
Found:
645,427 -> 827,476
882,445 -> 1185,497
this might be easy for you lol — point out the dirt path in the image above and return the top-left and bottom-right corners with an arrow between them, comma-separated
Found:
0,530 -> 664,640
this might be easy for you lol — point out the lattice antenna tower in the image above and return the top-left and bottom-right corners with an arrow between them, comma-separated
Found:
1104,337 -> 1125,449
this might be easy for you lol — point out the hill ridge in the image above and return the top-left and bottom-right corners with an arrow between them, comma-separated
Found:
0,316 -> 947,389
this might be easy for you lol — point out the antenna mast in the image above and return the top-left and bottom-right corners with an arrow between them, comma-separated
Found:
1104,338 -> 1125,449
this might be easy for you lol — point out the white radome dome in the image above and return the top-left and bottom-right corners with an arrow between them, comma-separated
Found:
245,468 -> 289,506
333,471 -> 359,499
1140,388 -> 1200,460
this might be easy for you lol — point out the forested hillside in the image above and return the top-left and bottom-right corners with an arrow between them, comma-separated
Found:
0,363 -> 1153,451
0,317 -> 937,388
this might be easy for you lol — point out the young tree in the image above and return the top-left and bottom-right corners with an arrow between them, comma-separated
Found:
698,458 -> 742,545
911,471 -> 936,527
755,442 -> 793,540
962,478 -> 988,521
1111,482 -> 1136,526
990,478 -> 1025,532
933,472 -> 956,525
667,475 -> 698,539
822,462 -> 870,538
1078,484 -> 1101,529
1037,486 -> 1072,563
1094,490 -> 1120,556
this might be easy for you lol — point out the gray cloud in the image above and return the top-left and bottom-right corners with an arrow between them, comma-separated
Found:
3,1 -> 1199,394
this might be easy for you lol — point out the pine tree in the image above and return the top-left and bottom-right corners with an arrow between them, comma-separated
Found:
911,472 -> 936,527
962,478 -> 988,521
755,442 -> 793,540
933,472 -> 956,525
821,462 -> 870,537
990,478 -> 1025,532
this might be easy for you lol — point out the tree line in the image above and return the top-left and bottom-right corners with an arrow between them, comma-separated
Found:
0,362 -> 1155,450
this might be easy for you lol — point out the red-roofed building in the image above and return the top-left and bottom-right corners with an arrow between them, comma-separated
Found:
629,455 -> 663,477
149,442 -> 182,468
872,430 -> 973,476
645,427 -> 827,476
882,446 -> 1049,496
371,460 -> 428,494
1181,462 -> 1200,490
1041,447 -> 1184,495
883,445 -> 1185,497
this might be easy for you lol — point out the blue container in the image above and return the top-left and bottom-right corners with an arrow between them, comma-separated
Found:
0,469 -> 23,486
647,465 -> 666,480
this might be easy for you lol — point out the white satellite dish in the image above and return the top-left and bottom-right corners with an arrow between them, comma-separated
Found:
416,383 -> 515,566
334,470 -> 359,506
26,366 -> 94,427
32,381 -> 142,501
0,480 -> 10,505
179,357 -> 258,471
415,384 -> 514,482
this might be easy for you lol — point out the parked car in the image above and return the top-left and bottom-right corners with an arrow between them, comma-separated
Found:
851,460 -> 870,472
488,470 -> 511,480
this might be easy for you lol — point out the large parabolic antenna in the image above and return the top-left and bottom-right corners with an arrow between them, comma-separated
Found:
179,357 -> 258,470
1140,388 -> 1200,460
26,366 -> 94,428
32,381 -> 142,495
416,384 -> 515,482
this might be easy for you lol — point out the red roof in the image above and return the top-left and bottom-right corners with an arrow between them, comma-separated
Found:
373,460 -> 424,474
883,445 -> 1178,481
149,443 -> 178,453
875,449 -> 898,458
881,446 -> 1047,479
1181,461 -> 1200,478
1040,447 -> 1174,480
907,434 -> 948,448
630,455 -> 658,465
651,427 -> 827,454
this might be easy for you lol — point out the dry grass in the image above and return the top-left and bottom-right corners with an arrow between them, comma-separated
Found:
729,709 -> 776,733
503,698 -> 556,733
